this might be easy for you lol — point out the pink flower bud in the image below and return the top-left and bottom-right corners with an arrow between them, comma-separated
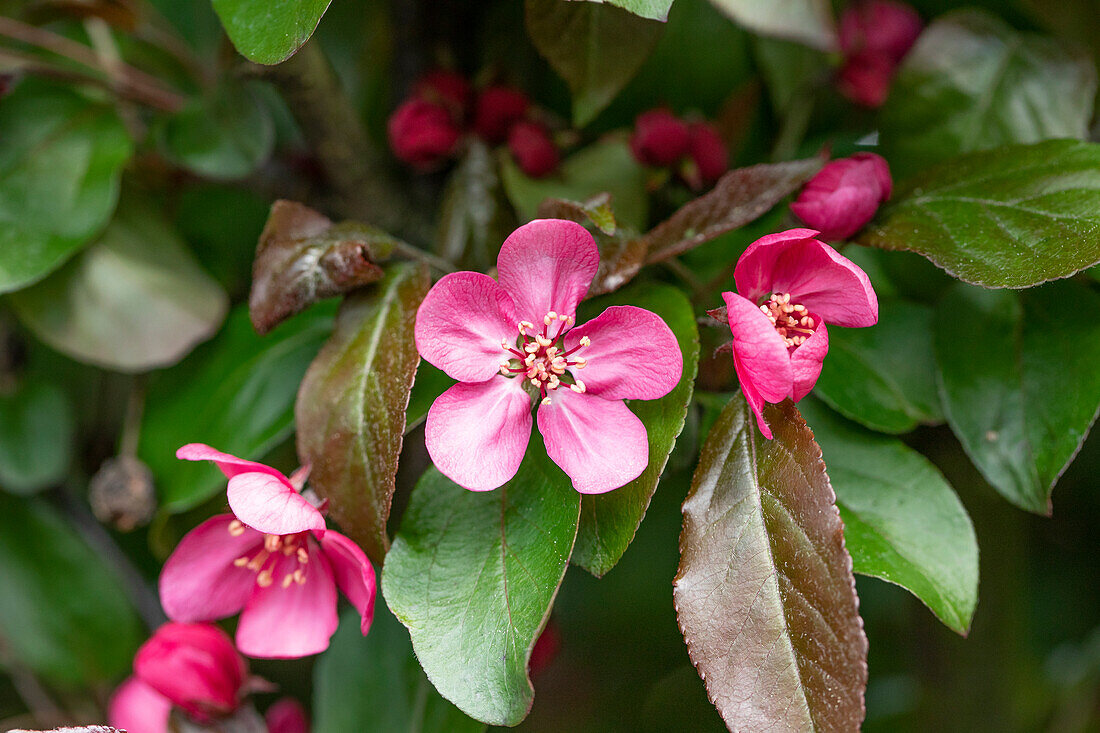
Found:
133,622 -> 247,723
508,121 -> 559,178
629,109 -> 690,167
413,69 -> 473,121
266,698 -> 311,733
473,86 -> 529,144
687,122 -> 728,188
837,52 -> 895,108
387,98 -> 462,170
790,153 -> 892,241
529,620 -> 562,677
839,0 -> 922,64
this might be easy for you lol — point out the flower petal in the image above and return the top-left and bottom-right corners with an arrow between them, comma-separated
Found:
790,321 -> 829,402
723,292 -> 792,403
563,306 -> 683,400
537,389 -> 648,494
109,677 -> 171,733
317,529 -> 376,634
227,472 -> 326,536
734,346 -> 773,440
414,271 -> 519,382
496,219 -> 599,324
425,378 -> 533,491
177,444 -> 290,483
266,698 -> 311,733
160,515 -> 261,623
236,541 -> 339,659
734,230 -> 878,327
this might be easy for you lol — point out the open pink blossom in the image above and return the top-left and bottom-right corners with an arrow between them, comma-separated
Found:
161,446 -> 375,659
790,153 -> 892,240
721,229 -> 877,438
415,219 -> 683,494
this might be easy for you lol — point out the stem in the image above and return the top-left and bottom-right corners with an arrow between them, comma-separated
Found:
392,240 -> 456,274
0,641 -> 66,728
118,376 -> 146,458
661,257 -> 707,300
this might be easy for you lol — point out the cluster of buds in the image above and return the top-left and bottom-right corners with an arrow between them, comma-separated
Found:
629,108 -> 728,190
836,0 -> 923,107
388,70 -> 560,177
790,152 -> 892,240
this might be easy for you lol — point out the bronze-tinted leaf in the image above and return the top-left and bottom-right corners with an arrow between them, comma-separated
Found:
295,263 -> 428,564
536,193 -> 617,235
644,156 -> 823,264
250,200 -> 396,335
674,395 -> 868,732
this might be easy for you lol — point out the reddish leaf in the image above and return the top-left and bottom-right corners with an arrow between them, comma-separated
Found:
295,263 -> 429,563
250,200 -> 396,335
674,396 -> 868,732
536,193 -> 617,235
644,156 -> 823,264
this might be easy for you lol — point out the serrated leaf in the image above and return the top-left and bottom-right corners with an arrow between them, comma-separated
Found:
706,0 -> 835,51
314,608 -> 486,733
859,140 -> 1100,288
800,399 -> 978,635
296,264 -> 428,564
0,494 -> 143,687
813,299 -> 942,434
934,281 -> 1100,514
0,83 -> 132,294
211,0 -> 332,64
643,156 -> 823,264
880,10 -> 1097,178
382,441 -> 580,726
525,0 -> 664,126
9,199 -> 228,372
250,200 -> 395,335
571,282 -> 698,576
0,382 -> 74,495
138,302 -> 336,513
674,395 -> 867,732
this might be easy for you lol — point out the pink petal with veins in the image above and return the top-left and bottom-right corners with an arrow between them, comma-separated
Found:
317,530 -> 376,634
790,321 -> 829,402
496,219 -> 599,324
227,472 -> 326,536
159,514 -> 260,623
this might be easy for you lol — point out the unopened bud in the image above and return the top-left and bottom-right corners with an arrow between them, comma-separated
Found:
89,455 -> 156,532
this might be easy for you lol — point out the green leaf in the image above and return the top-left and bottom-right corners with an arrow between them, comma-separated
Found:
813,299 -> 943,434
296,264 -> 428,564
578,0 -> 674,22
501,140 -> 649,231
0,83 -> 132,294
405,362 -> 454,434
157,82 -> 275,179
525,0 -> 664,126
437,140 -> 515,272
800,399 -> 978,635
211,0 -> 332,64
382,441 -> 580,726
0,382 -> 74,495
138,302 -> 336,513
9,199 -> 229,372
674,395 -> 867,731
0,494 -> 143,687
880,10 -> 1097,178
314,608 -> 486,733
571,282 -> 699,576
705,0 -> 835,51
934,281 -> 1100,514
859,140 -> 1100,288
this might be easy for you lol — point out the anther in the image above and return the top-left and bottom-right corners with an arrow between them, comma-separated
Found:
544,311 -> 557,326
282,574 -> 294,589
233,556 -> 249,567
228,520 -> 246,537
541,396 -> 551,406
297,547 -> 309,565
570,380 -> 587,393
579,336 -> 591,347
257,569 -> 274,587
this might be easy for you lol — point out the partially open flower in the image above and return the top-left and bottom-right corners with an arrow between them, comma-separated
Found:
387,98 -> 462,170
473,86 -> 529,144
720,229 -> 878,438
415,219 -> 683,493
790,153 -> 892,241
630,109 -> 691,167
508,121 -> 559,178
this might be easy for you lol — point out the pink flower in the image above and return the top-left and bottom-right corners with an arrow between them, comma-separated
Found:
387,98 -> 462,170
414,219 -> 683,493
790,153 -> 892,240
630,109 -> 691,167
266,698 -> 311,733
837,0 -> 922,107
508,121 -> 559,178
685,121 -> 728,189
721,229 -> 878,439
160,445 -> 375,658
109,677 -> 172,733
133,622 -> 247,723
473,86 -> 529,144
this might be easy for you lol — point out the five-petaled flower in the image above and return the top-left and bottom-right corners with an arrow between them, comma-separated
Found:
415,219 -> 683,494
159,445 -> 375,659
720,229 -> 878,438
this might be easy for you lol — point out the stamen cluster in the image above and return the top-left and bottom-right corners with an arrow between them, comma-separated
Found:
760,292 -> 817,347
228,520 -> 309,589
499,311 -> 590,404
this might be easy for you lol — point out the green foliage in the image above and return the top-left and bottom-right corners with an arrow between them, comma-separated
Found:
0,83 -> 132,294
0,382 -> 74,495
437,141 -> 515,272
706,0 -> 836,51
211,0 -> 333,64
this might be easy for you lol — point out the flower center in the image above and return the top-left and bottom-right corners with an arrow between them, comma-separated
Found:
760,292 -> 817,347
499,311 -> 590,405
228,520 -> 310,589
